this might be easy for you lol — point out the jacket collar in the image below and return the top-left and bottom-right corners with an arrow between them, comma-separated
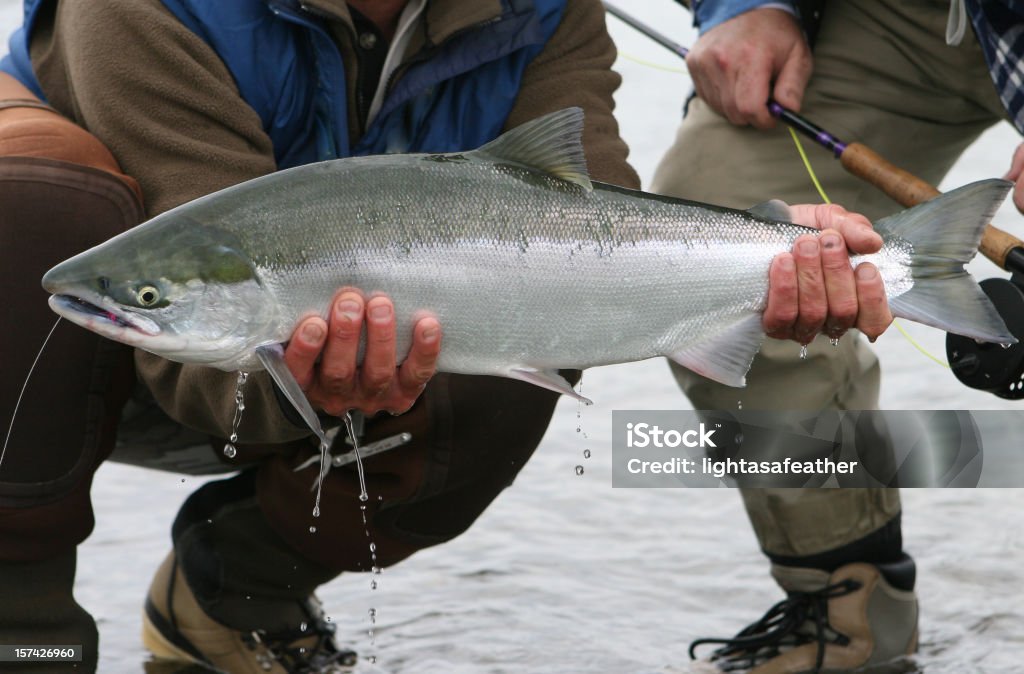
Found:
299,0 -> 508,46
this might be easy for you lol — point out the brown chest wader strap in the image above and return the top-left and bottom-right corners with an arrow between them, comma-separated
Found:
0,98 -> 60,114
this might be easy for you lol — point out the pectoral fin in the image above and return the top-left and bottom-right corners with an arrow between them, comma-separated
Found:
667,313 -> 766,387
255,344 -> 327,445
508,367 -> 593,404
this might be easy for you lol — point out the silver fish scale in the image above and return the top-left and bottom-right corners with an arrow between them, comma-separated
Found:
180,154 -> 914,374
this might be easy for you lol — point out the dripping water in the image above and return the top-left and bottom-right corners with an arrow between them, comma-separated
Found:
1,317 -> 61,472
576,373 -> 590,472
799,344 -> 809,360
340,410 -> 382,658
222,371 -> 248,459
311,432 -> 328,520
343,411 -> 370,503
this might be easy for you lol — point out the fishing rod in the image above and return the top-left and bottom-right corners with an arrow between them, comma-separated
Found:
605,2 -> 1024,399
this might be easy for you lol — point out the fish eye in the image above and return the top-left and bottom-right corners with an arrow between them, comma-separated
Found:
98,277 -> 110,291
136,285 -> 161,307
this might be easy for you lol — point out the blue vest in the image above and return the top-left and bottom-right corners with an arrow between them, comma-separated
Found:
1,0 -> 566,168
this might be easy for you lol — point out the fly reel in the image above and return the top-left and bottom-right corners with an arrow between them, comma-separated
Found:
946,274 -> 1024,399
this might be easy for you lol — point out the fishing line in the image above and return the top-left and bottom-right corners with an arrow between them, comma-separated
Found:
1,316 -> 63,471
617,50 -> 688,75
788,127 -> 832,206
787,128 -> 951,369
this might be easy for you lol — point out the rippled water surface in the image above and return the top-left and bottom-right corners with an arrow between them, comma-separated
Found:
3,1 -> 1023,671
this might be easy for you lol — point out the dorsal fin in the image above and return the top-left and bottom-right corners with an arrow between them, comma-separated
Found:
471,107 -> 592,191
747,199 -> 792,222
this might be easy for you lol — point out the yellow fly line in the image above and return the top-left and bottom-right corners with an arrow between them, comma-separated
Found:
786,127 -> 951,370
616,50 -> 688,75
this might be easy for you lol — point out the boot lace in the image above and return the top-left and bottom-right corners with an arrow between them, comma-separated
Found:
242,606 -> 357,673
689,578 -> 862,673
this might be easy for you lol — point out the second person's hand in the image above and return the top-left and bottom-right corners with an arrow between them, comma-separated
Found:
762,203 -> 892,344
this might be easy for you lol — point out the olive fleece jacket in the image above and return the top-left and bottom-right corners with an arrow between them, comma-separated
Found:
29,0 -> 640,443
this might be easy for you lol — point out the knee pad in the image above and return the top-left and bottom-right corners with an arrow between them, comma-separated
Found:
0,90 -> 142,557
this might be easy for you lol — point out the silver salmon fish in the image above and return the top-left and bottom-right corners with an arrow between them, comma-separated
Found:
42,108 -> 1015,419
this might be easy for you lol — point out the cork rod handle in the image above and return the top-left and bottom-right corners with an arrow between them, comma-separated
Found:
840,142 -> 1023,270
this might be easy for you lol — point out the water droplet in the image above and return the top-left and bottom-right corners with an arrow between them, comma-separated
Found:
299,622 -> 307,632
1001,342 -> 1013,350
369,655 -> 377,664
180,478 -> 185,483
309,526 -> 317,533
368,608 -> 377,620
370,579 -> 378,590
576,426 -> 581,433
799,344 -> 809,360
372,566 -> 382,575
312,505 -> 320,518
224,372 -> 249,455
377,494 -> 383,501
829,337 -> 840,347
735,433 -> 744,444
575,465 -> 584,476
343,411 -> 370,505
583,449 -> 591,459
369,542 -> 376,553
737,400 -> 743,410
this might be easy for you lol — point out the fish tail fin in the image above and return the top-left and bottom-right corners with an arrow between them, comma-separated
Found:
876,179 -> 1016,345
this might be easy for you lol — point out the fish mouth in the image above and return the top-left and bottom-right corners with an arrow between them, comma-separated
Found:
49,293 -> 161,337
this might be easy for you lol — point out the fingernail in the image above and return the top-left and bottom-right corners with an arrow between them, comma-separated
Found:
337,299 -> 361,320
370,303 -> 392,320
302,323 -> 324,342
820,233 -> 841,250
422,326 -> 439,342
856,265 -> 878,281
779,255 -> 795,271
798,239 -> 819,256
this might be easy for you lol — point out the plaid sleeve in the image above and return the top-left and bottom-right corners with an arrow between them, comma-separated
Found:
967,0 -> 1024,134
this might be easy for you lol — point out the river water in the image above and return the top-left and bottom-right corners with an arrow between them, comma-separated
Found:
3,1 -> 1023,671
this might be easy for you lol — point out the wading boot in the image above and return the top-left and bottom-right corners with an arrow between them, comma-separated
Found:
143,472 -> 356,673
0,552 -> 98,672
689,561 -> 918,673
143,552 -> 356,674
